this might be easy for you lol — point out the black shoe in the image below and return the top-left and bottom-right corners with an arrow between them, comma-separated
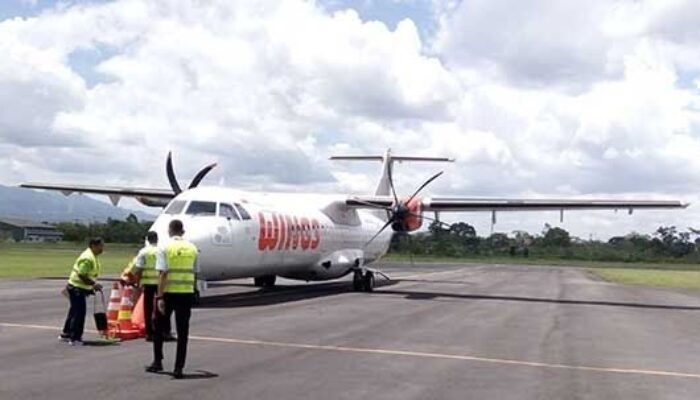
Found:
163,334 -> 177,342
145,362 -> 163,373
172,369 -> 184,379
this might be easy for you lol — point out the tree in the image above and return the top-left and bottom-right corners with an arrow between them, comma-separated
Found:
541,225 -> 571,248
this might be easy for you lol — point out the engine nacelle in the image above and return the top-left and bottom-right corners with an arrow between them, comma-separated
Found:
392,197 -> 423,232
281,249 -> 362,281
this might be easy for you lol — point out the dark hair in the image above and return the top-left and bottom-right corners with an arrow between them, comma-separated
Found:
146,231 -> 158,244
88,237 -> 104,247
169,219 -> 184,234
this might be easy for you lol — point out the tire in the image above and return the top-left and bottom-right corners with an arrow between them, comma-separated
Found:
255,275 -> 276,288
193,289 -> 201,306
352,271 -> 363,292
363,271 -> 375,292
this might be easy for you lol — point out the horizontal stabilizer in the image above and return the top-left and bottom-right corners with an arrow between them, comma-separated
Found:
330,155 -> 454,163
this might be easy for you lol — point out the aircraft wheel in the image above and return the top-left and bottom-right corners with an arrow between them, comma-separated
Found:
255,275 -> 276,288
352,270 -> 364,292
193,289 -> 200,306
363,271 -> 375,292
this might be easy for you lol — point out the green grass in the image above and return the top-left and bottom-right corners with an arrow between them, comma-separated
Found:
384,253 -> 700,271
592,268 -> 700,290
0,242 -> 140,279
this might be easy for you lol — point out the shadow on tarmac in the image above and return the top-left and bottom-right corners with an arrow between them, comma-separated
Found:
377,287 -> 700,311
199,280 -> 398,308
200,277 -> 700,312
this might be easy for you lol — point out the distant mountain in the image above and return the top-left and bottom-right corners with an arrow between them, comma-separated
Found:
0,185 -> 156,223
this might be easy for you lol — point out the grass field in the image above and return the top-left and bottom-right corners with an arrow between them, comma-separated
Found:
0,242 -> 141,279
3,243 -> 700,290
591,268 -> 700,290
385,254 -> 700,290
384,253 -> 700,271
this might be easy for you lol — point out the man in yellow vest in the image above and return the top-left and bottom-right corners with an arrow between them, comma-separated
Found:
146,219 -> 199,379
60,237 -> 104,346
132,231 -> 175,341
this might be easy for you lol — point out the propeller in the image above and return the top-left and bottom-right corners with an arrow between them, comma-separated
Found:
361,169 -> 445,248
166,151 -> 217,194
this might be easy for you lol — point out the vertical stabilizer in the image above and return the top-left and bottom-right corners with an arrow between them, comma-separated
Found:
330,149 -> 454,219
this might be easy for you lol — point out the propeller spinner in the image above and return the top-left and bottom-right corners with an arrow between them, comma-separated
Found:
359,167 -> 448,248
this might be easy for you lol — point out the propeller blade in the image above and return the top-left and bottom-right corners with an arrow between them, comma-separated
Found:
166,151 -> 183,194
407,211 -> 451,229
365,219 -> 393,248
406,171 -> 443,204
188,162 -> 217,189
349,198 -> 393,210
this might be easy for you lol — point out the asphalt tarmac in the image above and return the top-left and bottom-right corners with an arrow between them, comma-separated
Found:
3,262 -> 700,400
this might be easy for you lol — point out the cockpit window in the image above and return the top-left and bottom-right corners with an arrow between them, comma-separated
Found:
185,201 -> 217,216
219,203 -> 240,220
164,200 -> 186,215
234,203 -> 251,220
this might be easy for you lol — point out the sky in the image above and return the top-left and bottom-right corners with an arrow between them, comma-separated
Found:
2,0 -> 700,239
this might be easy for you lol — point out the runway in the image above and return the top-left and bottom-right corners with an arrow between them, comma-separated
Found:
3,262 -> 700,400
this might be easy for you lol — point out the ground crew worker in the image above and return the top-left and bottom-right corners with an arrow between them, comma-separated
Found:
132,231 -> 175,342
146,220 -> 198,379
59,237 -> 104,346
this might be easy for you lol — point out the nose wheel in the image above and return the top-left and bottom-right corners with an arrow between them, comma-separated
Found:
254,275 -> 277,288
353,270 -> 375,292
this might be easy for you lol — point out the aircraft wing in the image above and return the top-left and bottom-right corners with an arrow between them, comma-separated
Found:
20,182 -> 175,207
346,196 -> 688,212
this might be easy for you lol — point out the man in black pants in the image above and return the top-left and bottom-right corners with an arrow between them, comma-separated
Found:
132,231 -> 175,341
60,238 -> 104,346
146,219 -> 198,379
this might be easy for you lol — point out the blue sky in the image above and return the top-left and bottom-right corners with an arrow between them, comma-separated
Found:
319,0 -> 438,39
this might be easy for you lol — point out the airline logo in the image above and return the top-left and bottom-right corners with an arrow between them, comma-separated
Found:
258,211 -> 321,251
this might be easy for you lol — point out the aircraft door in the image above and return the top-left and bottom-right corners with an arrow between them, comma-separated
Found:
210,203 -> 237,267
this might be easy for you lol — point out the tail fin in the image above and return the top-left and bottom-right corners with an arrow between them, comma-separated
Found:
330,148 -> 454,200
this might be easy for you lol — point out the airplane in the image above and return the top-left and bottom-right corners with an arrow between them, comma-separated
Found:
20,149 -> 688,297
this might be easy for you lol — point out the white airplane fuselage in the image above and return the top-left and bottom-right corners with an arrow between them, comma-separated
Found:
149,186 -> 393,283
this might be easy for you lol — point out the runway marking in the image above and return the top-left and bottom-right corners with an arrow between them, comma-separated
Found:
393,268 -> 472,280
3,321 -> 700,380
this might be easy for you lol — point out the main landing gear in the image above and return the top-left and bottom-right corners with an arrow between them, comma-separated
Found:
353,270 -> 375,292
254,275 -> 277,288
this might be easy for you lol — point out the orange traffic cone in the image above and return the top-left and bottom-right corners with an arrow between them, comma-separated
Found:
115,286 -> 142,340
131,293 -> 146,335
107,282 -> 122,324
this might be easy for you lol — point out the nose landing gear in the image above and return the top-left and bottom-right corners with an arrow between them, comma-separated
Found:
352,270 -> 375,292
254,275 -> 277,288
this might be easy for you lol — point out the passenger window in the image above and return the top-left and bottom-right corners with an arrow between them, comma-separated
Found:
164,200 -> 186,215
219,203 -> 240,220
234,203 -> 251,220
185,201 -> 217,216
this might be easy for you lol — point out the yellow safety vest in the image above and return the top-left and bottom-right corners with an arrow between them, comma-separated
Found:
68,248 -> 101,290
164,238 -> 197,294
139,246 -> 159,286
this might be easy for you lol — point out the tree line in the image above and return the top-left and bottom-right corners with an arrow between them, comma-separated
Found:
389,221 -> 700,263
52,214 -> 700,263
55,214 -> 152,244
